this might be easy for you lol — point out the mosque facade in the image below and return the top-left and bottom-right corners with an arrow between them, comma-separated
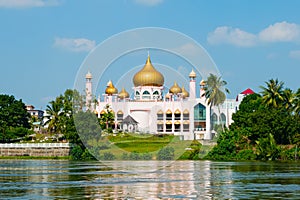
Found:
85,55 -> 243,140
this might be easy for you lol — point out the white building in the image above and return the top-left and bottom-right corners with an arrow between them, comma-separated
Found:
86,55 -> 244,140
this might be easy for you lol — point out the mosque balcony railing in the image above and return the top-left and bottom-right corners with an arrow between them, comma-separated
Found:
194,127 -> 206,132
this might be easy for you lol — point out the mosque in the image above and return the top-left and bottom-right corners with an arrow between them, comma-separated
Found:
85,55 -> 244,140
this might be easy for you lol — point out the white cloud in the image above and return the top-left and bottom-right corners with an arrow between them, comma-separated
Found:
208,21 -> 300,47
207,26 -> 257,47
259,21 -> 300,42
0,0 -> 60,8
172,43 -> 198,56
289,50 -> 300,59
54,37 -> 96,52
134,0 -> 163,6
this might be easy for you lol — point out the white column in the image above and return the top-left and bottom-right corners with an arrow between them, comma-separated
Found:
204,105 -> 211,140
189,79 -> 196,99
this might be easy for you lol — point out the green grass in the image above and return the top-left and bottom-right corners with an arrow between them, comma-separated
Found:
97,133 -> 200,160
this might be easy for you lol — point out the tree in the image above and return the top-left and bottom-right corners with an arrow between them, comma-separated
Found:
0,94 -> 31,142
99,104 -> 115,130
44,98 -> 64,133
282,88 -> 294,112
294,88 -> 300,115
202,73 -> 230,131
260,78 -> 284,108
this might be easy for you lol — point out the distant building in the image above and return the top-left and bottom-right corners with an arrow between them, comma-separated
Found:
26,105 -> 44,120
26,105 -> 44,132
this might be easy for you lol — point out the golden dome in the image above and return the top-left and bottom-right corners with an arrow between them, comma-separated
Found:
86,71 -> 92,79
189,69 -> 196,78
133,55 -> 164,87
200,80 -> 206,86
169,81 -> 182,94
118,87 -> 129,99
105,80 -> 118,95
181,86 -> 189,98
165,93 -> 171,99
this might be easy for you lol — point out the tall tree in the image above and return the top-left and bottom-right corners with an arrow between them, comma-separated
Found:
202,73 -> 230,131
44,98 -> 64,133
282,88 -> 294,113
0,94 -> 31,142
294,88 -> 300,115
260,78 -> 284,108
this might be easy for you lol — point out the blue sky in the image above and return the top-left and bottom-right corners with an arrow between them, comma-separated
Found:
1,0 -> 300,109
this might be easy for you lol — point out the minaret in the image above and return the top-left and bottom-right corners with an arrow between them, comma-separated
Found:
85,71 -> 92,110
200,80 -> 206,99
189,69 -> 196,99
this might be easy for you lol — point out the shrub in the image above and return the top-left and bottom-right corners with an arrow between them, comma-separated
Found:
236,149 -> 256,160
122,153 -> 129,160
157,147 -> 175,160
129,151 -> 140,160
141,153 -> 152,160
102,152 -> 115,160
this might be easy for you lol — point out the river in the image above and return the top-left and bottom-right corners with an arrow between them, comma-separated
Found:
0,160 -> 299,199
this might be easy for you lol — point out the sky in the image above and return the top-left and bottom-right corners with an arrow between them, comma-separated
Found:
1,0 -> 300,109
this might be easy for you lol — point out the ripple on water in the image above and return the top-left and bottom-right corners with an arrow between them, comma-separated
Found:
0,160 -> 299,199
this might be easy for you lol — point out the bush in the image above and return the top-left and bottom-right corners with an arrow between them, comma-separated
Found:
102,152 -> 115,160
70,145 -> 84,160
129,151 -> 140,160
141,152 -> 152,160
122,153 -> 129,160
157,147 -> 175,160
236,149 -> 256,160
70,145 -> 95,160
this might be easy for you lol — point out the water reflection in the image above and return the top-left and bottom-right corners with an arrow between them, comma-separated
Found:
0,160 -> 299,199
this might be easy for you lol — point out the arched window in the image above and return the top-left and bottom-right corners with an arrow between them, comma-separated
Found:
153,91 -> 159,95
142,90 -> 150,99
183,109 -> 189,120
174,109 -> 181,120
166,109 -> 172,120
220,113 -> 226,125
117,110 -> 124,121
194,103 -> 206,131
157,110 -> 163,120
136,91 -> 140,95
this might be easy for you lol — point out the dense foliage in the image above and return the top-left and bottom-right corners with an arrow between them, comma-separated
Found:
0,94 -> 32,142
45,89 -> 98,160
205,79 -> 300,161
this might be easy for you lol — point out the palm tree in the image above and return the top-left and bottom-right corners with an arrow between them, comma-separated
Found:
260,79 -> 284,108
44,98 -> 64,133
294,88 -> 300,115
202,73 -> 230,132
282,88 -> 294,113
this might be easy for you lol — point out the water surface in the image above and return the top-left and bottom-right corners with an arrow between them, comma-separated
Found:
0,160 -> 299,199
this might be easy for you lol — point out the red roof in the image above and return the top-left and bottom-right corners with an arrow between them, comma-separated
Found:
241,88 -> 255,95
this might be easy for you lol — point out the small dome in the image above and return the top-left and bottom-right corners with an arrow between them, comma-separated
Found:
189,69 -> 196,78
181,86 -> 189,98
118,87 -> 129,99
165,93 -> 171,99
169,81 -> 182,94
200,80 -> 206,86
133,55 -> 164,87
105,80 -> 118,95
86,71 -> 92,79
